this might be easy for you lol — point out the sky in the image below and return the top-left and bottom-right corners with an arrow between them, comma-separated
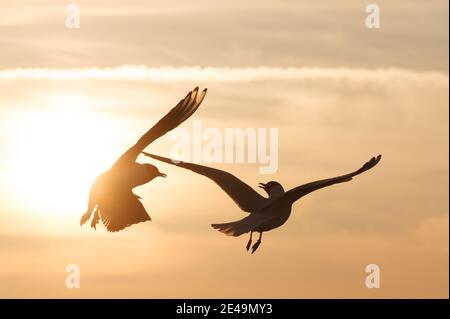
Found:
0,0 -> 448,298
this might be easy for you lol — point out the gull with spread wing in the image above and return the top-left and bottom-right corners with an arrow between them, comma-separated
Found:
80,87 -> 207,232
142,152 -> 381,253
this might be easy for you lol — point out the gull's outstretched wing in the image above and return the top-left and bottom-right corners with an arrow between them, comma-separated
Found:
142,153 -> 268,213
113,87 -> 207,166
270,155 -> 382,207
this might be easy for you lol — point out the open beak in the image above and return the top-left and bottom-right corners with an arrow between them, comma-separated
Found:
158,172 -> 167,178
258,183 -> 266,189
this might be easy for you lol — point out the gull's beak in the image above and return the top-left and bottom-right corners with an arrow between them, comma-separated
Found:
158,172 -> 167,178
258,183 -> 266,189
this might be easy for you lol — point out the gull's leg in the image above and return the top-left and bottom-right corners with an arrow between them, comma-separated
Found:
251,232 -> 263,254
246,231 -> 253,251
90,206 -> 100,229
80,193 -> 96,226
80,204 -> 94,226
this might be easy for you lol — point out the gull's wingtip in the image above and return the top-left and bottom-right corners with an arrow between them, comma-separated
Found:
374,154 -> 382,164
195,87 -> 208,104
192,86 -> 207,92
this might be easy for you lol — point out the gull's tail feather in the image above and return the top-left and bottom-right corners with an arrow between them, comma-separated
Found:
211,215 -> 258,237
99,191 -> 151,232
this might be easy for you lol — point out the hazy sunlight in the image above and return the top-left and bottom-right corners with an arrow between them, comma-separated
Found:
5,93 -> 122,216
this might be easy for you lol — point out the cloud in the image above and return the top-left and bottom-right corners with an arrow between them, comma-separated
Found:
0,66 -> 447,86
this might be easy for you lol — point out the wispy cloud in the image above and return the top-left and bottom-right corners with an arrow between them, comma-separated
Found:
0,66 -> 447,85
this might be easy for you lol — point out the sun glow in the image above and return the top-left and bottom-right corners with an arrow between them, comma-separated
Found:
5,94 -> 124,216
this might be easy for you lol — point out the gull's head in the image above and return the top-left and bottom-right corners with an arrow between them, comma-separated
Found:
258,181 -> 284,197
144,164 -> 167,178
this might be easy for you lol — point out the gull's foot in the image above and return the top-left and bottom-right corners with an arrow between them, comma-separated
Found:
246,238 -> 252,251
251,240 -> 261,254
80,212 -> 91,226
91,209 -> 100,229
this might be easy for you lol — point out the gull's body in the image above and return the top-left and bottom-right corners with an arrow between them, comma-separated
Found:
80,87 -> 207,232
143,152 -> 381,252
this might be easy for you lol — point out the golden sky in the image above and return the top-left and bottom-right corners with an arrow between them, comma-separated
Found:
0,0 -> 448,298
